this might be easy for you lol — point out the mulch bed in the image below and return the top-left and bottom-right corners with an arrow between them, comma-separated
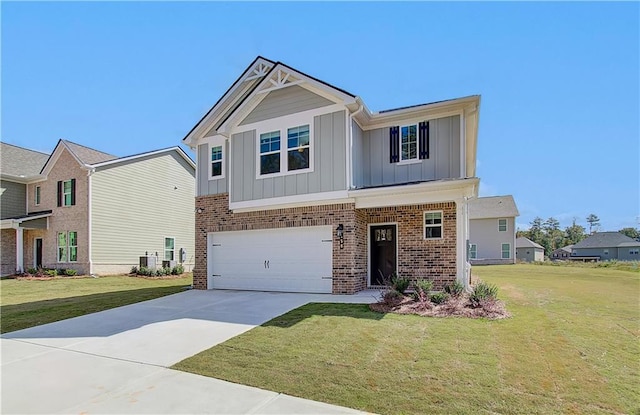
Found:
370,294 -> 511,319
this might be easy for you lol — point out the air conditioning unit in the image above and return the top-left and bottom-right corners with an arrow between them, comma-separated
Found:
162,260 -> 176,269
139,255 -> 157,270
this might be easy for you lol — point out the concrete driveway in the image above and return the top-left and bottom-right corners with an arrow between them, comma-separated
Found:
1,289 -> 379,414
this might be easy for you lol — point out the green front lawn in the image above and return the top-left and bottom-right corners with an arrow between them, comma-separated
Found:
0,274 -> 192,333
173,265 -> 638,414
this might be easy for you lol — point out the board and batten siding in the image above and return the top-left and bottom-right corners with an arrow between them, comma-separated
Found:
230,110 -> 347,203
352,120 -> 364,188
238,85 -> 335,126
0,180 -> 26,219
91,152 -> 195,274
361,115 -> 461,188
197,142 -> 228,195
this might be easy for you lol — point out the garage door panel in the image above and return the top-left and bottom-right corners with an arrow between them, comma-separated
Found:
207,226 -> 333,293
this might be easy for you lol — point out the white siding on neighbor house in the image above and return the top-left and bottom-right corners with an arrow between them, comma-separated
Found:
197,142 -> 228,195
361,115 -> 461,188
230,110 -> 347,203
239,85 -> 335,126
91,152 -> 195,274
469,217 -> 516,262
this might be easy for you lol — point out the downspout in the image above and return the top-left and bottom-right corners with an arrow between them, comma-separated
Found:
348,103 -> 364,189
87,167 -> 95,275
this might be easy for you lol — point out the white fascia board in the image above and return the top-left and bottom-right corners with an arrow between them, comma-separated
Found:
89,147 -> 196,170
350,178 -> 479,209
230,190 -> 352,213
0,174 -> 45,184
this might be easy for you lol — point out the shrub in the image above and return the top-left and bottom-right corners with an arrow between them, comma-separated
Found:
26,268 -> 37,275
411,279 -> 433,302
137,266 -> 152,276
470,281 -> 499,308
171,264 -> 184,275
64,269 -> 77,276
391,274 -> 410,294
444,280 -> 464,297
430,292 -> 449,305
381,289 -> 404,306
44,269 -> 57,277
130,266 -> 138,275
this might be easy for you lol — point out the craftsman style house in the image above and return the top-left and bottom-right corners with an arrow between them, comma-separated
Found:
183,57 -> 480,294
1,140 -> 195,276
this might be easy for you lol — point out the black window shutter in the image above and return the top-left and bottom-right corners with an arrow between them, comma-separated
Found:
57,181 -> 62,207
70,179 -> 76,206
389,126 -> 399,163
419,121 -> 430,159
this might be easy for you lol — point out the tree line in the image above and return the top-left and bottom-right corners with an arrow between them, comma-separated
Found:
516,214 -> 640,256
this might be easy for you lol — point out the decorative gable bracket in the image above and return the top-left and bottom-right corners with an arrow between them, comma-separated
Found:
257,69 -> 303,94
245,62 -> 273,82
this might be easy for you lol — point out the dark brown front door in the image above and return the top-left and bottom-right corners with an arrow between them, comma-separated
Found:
35,238 -> 43,268
370,225 -> 397,286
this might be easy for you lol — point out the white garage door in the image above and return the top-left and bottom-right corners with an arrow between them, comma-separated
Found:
207,226 -> 333,293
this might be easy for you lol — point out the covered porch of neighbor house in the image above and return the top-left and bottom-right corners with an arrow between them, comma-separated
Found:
0,211 -> 51,275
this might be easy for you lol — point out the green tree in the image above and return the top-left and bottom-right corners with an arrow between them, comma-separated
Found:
619,227 -> 640,240
586,214 -> 600,234
543,217 -> 564,252
528,217 -> 544,243
565,219 -> 587,245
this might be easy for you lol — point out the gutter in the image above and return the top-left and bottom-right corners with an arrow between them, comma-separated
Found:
347,102 -> 364,189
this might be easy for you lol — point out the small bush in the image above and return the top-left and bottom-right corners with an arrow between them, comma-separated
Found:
130,266 -> 138,274
430,292 -> 449,305
44,269 -> 57,277
470,281 -> 499,308
137,266 -> 152,276
444,280 -> 464,297
381,289 -> 404,306
391,274 -> 410,294
64,269 -> 77,276
171,264 -> 184,275
26,268 -> 37,275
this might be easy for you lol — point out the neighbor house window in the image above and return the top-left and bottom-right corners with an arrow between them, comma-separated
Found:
57,179 -> 75,207
502,243 -> 511,259
469,244 -> 477,259
259,131 -> 281,175
57,231 -> 77,262
424,211 -> 443,239
210,145 -> 223,178
498,219 -> 507,232
630,249 -> 639,255
287,125 -> 310,171
603,249 -> 609,256
165,237 -> 175,261
35,186 -> 41,206
400,124 -> 418,161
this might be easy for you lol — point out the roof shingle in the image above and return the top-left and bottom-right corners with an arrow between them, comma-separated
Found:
469,195 -> 519,219
0,142 -> 50,178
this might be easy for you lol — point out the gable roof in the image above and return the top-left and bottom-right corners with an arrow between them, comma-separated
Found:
41,140 -> 117,175
90,146 -> 195,170
469,195 -> 519,219
572,232 -> 640,249
516,237 -> 544,249
0,142 -> 50,181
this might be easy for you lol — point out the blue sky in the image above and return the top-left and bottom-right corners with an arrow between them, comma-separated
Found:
2,2 -> 638,231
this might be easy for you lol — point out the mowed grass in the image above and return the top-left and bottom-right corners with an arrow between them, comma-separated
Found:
0,274 -> 192,333
173,265 -> 639,414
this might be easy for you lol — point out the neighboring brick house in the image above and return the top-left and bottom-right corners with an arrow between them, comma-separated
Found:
468,195 -> 519,265
183,57 -> 480,294
1,140 -> 196,275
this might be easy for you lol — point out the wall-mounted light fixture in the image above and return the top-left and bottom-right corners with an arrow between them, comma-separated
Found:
336,224 -> 344,249
195,207 -> 205,214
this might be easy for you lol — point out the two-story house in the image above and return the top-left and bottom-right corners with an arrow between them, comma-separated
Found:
1,140 -> 196,275
183,57 -> 480,294
468,195 -> 519,265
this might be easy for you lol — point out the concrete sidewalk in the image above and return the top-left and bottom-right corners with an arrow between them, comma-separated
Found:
1,289 -> 379,414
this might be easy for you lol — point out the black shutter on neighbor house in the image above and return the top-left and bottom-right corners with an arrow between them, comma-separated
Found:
389,126 -> 399,163
57,181 -> 62,207
419,121 -> 430,159
70,178 -> 76,206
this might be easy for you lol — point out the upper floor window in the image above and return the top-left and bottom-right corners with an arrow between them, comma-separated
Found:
35,186 -> 41,206
390,121 -> 430,163
498,219 -> 507,232
165,237 -> 175,261
258,124 -> 312,177
400,125 -> 418,161
57,179 -> 76,207
211,145 -> 223,178
424,211 -> 443,239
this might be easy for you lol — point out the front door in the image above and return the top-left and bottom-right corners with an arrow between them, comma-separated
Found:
34,238 -> 43,268
370,224 -> 397,286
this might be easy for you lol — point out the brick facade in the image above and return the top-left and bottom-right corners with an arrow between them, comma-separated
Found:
1,229 -> 17,275
194,194 -> 458,293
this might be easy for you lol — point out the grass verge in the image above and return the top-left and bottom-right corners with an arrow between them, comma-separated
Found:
0,274 -> 192,333
173,265 -> 638,414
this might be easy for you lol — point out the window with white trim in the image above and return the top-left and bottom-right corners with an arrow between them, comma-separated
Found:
165,237 -> 175,261
57,232 -> 67,262
259,131 -> 281,175
35,186 -> 41,206
287,125 -> 310,171
400,124 -> 418,161
424,211 -> 443,239
210,145 -> 223,178
501,243 -> 511,259
69,232 -> 78,262
258,123 -> 312,177
469,244 -> 477,259
57,231 -> 77,262
498,219 -> 507,232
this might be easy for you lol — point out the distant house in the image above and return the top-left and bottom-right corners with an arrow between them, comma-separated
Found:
468,195 -> 519,265
1,140 -> 196,276
571,232 -> 640,261
550,245 -> 573,260
516,237 -> 544,262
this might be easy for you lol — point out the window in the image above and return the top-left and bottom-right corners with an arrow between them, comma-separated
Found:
424,211 -> 443,239
287,125 -> 310,171
498,219 -> 507,232
165,237 -> 175,261
604,249 -> 609,256
68,232 -> 78,262
400,124 -> 418,161
469,244 -> 477,259
211,145 -> 223,177
502,243 -> 511,259
35,186 -> 41,206
57,231 -> 78,262
259,131 -> 281,175
57,232 -> 67,262
63,180 -> 72,206
630,249 -> 639,255
57,179 -> 75,207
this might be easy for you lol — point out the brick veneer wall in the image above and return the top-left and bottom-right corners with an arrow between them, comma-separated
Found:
1,229 -> 17,276
194,193 -> 367,293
